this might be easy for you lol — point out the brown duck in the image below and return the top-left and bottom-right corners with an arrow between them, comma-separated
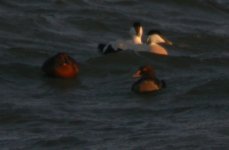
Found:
131,65 -> 166,93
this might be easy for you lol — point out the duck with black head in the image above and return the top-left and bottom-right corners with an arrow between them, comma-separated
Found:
131,29 -> 173,56
131,65 -> 166,93
98,21 -> 144,54
146,30 -> 173,56
42,52 -> 79,78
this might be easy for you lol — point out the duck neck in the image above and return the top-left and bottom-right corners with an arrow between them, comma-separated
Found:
148,42 -> 158,46
132,35 -> 142,44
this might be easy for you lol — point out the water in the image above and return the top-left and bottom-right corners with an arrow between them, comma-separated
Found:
0,0 -> 229,149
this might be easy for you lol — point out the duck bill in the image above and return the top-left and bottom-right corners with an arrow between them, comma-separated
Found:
165,39 -> 173,45
132,70 -> 142,78
161,35 -> 173,45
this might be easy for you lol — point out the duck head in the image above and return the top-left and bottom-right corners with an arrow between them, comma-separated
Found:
146,30 -> 173,46
132,65 -> 156,78
129,22 -> 143,44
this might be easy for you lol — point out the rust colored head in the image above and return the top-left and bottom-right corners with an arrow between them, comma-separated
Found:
132,65 -> 156,78
42,52 -> 79,78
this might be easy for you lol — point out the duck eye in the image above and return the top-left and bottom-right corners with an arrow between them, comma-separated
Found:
146,38 -> 151,45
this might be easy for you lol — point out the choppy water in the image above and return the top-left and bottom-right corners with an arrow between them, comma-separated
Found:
0,0 -> 229,149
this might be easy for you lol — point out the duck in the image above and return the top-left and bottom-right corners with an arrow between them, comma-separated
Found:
42,52 -> 79,78
131,65 -> 166,93
129,29 -> 173,56
146,30 -> 173,56
98,22 -> 143,55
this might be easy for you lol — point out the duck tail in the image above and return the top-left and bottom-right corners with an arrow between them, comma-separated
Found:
98,43 -> 106,53
98,43 -> 123,55
161,80 -> 166,88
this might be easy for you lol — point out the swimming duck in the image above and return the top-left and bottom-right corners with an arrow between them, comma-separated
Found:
98,22 -> 143,54
131,65 -> 166,93
118,29 -> 173,56
42,52 -> 79,78
146,30 -> 173,56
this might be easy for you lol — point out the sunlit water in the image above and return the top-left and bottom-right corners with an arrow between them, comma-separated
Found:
0,0 -> 229,149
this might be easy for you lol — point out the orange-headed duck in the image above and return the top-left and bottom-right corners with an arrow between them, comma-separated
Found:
98,22 -> 143,54
42,52 -> 79,78
131,65 -> 166,93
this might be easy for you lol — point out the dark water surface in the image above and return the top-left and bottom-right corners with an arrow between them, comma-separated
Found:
0,0 -> 229,149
